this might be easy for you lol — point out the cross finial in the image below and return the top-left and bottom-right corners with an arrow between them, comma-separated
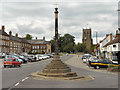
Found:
53,2 -> 58,8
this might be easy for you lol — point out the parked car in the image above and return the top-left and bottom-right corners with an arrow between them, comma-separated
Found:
47,54 -> 54,58
43,54 -> 50,59
16,55 -> 28,63
28,55 -> 36,62
5,55 -> 23,63
112,59 -> 118,64
39,54 -> 47,60
24,56 -> 33,62
35,55 -> 41,61
88,59 -> 119,69
0,53 -> 6,58
4,58 -> 21,68
82,54 -> 91,63
14,55 -> 27,63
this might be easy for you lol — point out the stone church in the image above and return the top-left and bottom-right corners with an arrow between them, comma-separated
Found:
82,27 -> 93,51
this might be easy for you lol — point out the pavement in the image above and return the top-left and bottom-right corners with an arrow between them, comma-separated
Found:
65,54 -> 118,75
1,54 -> 119,89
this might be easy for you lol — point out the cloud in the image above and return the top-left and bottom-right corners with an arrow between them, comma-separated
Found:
1,2 -> 118,44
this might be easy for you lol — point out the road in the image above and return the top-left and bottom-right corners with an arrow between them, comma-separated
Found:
2,54 -> 118,89
2,55 -> 73,89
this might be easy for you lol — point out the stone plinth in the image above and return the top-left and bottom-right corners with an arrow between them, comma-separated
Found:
39,55 -> 77,77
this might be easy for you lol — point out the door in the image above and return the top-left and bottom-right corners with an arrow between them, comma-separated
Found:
13,59 -> 17,66
15,59 -> 20,65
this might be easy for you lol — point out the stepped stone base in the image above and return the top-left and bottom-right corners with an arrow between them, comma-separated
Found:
38,72 -> 77,77
40,55 -> 77,77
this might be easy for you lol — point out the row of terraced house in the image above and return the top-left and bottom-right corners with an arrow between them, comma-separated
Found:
95,29 -> 120,63
0,26 -> 51,54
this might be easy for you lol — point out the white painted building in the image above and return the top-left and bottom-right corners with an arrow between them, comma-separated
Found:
103,33 -> 120,62
99,34 -> 113,58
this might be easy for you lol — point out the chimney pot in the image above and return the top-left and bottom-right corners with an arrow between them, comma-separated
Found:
16,33 -> 18,37
116,30 -> 118,34
2,26 -> 5,31
43,36 -> 45,41
9,31 -> 12,36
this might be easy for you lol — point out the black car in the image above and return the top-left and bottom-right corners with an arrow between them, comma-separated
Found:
88,59 -> 118,69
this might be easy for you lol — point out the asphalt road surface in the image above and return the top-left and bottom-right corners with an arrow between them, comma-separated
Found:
2,54 -> 118,89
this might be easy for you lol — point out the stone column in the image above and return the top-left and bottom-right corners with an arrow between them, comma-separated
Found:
54,8 -> 59,55
39,8 -> 77,77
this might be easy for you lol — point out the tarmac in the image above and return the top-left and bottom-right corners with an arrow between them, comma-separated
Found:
65,54 -> 118,75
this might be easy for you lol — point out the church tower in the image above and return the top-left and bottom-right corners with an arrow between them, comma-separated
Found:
82,27 -> 93,51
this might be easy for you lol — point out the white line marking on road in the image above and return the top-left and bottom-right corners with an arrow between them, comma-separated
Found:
21,77 -> 29,82
22,79 -> 26,82
89,75 -> 95,80
15,82 -> 19,86
25,77 -> 29,80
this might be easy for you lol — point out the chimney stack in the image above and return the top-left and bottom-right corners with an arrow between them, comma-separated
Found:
9,31 -> 12,36
43,36 -> 45,41
110,33 -> 112,41
16,33 -> 18,37
106,34 -> 109,37
2,26 -> 5,31
116,30 -> 118,34
36,37 -> 37,40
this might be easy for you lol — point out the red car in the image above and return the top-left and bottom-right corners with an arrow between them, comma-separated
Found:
4,58 -> 21,68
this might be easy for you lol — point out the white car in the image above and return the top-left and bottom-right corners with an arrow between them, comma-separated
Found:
39,54 -> 47,60
82,57 -> 87,63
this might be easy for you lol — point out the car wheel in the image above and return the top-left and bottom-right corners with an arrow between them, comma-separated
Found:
11,64 -> 15,68
19,64 -> 21,67
4,65 -> 6,68
96,66 -> 100,69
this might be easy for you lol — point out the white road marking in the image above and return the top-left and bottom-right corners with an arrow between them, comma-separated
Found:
15,82 -> 19,86
89,75 -> 95,80
21,77 -> 29,82
22,79 -> 26,82
25,77 -> 29,80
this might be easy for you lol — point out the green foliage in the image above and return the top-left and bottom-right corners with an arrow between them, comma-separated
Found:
51,33 -> 75,53
51,40 -> 55,52
74,43 -> 86,53
41,51 -> 45,54
25,34 -> 32,40
108,64 -> 115,68
89,45 -> 95,53
28,51 -> 32,54
63,43 -> 74,53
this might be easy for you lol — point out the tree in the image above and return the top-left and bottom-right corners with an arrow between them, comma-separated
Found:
63,43 -> 74,53
25,34 -> 32,40
74,43 -> 86,53
51,40 -> 55,52
89,45 -> 95,53
51,33 -> 75,53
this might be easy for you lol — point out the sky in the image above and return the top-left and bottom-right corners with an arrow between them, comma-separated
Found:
0,0 -> 119,44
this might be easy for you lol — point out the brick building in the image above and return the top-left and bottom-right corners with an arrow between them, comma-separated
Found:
0,26 -> 51,54
28,37 -> 51,54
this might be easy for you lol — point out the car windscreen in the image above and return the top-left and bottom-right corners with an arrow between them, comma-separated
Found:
5,59 -> 12,61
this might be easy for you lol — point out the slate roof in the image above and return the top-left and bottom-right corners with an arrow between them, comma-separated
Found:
0,30 -> 9,36
103,34 -> 120,47
9,36 -> 21,42
21,38 -> 30,44
27,39 -> 50,44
